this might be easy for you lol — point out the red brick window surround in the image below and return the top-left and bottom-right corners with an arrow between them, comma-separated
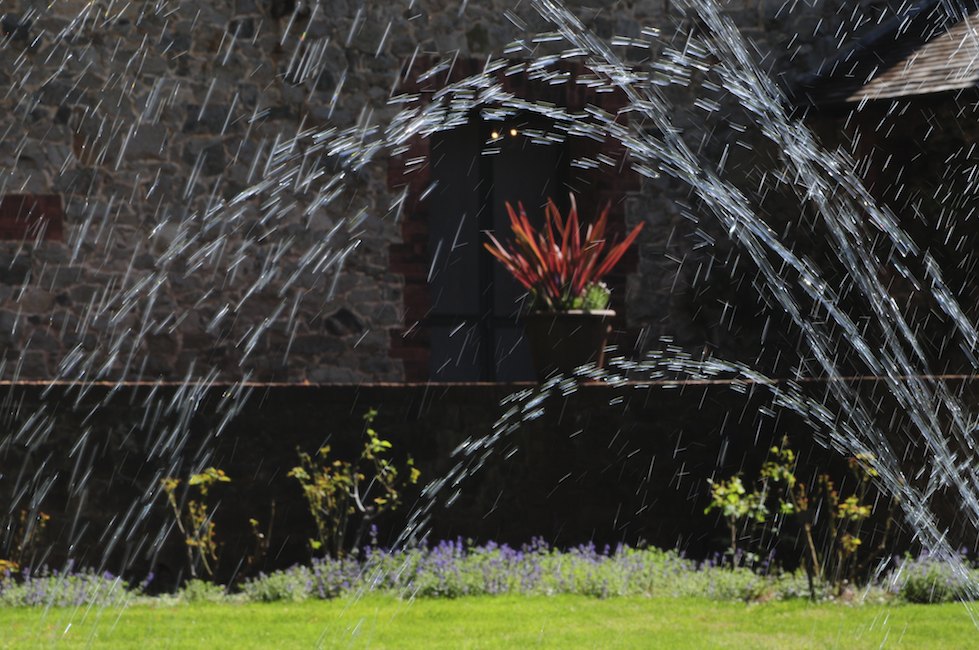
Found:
387,57 -> 639,382
0,194 -> 64,242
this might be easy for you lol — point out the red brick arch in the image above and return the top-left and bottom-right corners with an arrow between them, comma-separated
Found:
0,195 -> 63,242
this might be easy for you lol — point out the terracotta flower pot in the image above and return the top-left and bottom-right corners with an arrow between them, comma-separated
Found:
523,310 -> 615,380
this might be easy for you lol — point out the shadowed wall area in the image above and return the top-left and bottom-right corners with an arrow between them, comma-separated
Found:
0,379 -> 955,588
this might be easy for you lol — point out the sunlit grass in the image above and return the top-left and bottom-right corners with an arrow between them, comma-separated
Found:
1,595 -> 978,648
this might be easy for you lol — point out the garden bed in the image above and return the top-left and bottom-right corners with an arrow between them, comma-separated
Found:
1,542 -> 976,607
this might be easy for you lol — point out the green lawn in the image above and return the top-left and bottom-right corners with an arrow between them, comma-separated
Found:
1,596 -> 977,648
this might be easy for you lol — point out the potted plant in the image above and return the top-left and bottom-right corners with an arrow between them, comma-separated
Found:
484,194 -> 644,379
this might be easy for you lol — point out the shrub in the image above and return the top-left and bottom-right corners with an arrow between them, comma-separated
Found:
179,579 -> 228,603
20,543 -> 979,607
705,439 -> 897,599
160,467 -> 232,579
0,566 -> 131,607
289,409 -> 420,558
892,554 -> 979,604
242,567 -> 313,603
241,540 -> 827,603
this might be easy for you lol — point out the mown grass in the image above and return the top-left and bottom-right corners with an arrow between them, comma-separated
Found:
2,595 -> 978,649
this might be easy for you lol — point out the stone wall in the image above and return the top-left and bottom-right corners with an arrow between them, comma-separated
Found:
622,0 -> 899,371
0,0 -> 915,382
0,0 -> 969,592
0,380 -> 932,587
0,0 -> 410,382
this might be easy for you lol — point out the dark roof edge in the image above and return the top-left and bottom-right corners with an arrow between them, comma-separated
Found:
787,0 -> 946,109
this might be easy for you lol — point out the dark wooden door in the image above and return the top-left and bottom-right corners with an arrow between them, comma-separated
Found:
427,117 -> 569,381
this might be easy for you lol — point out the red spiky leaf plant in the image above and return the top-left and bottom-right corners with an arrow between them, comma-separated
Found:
484,194 -> 644,311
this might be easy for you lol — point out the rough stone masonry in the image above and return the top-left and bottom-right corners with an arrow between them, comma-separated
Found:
0,0 -> 875,383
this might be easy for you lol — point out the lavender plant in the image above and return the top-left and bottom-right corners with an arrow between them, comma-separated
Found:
6,542 -> 977,607
892,552 -> 979,604
178,578 -> 228,603
0,565 -> 132,608
241,539 -> 818,603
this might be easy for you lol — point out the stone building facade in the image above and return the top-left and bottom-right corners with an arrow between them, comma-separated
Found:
0,0 -> 921,384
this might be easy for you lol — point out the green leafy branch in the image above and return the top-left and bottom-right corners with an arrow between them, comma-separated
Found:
161,467 -> 231,579
289,409 -> 420,558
